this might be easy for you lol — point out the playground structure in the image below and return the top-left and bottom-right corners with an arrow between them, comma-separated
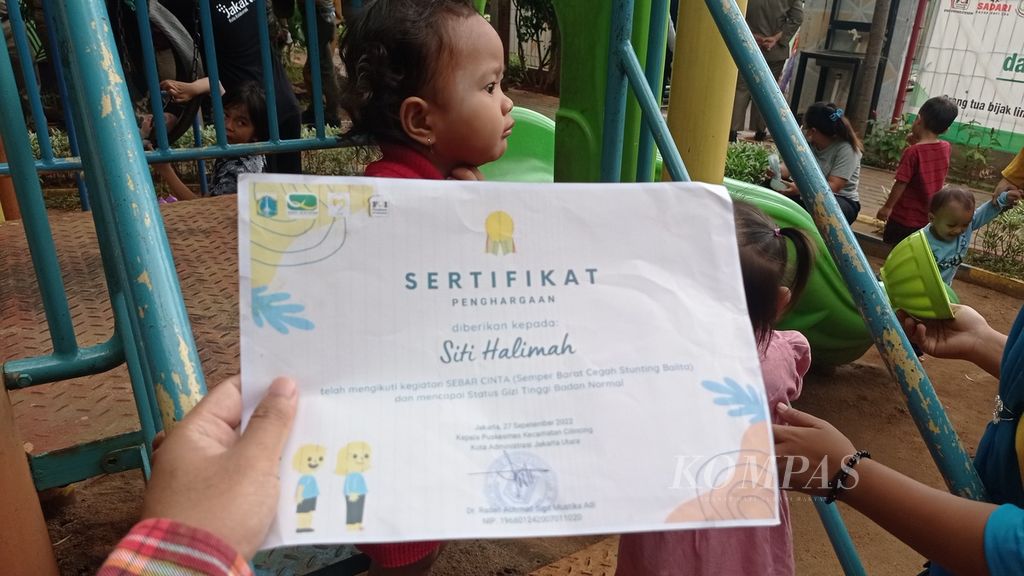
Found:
0,0 -> 993,574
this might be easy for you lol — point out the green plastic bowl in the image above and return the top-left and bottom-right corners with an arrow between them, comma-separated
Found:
880,230 -> 955,320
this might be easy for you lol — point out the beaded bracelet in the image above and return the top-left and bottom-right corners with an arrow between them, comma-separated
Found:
824,450 -> 871,504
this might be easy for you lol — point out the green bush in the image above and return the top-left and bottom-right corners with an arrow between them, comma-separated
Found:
724,141 -> 772,185
862,118 -> 911,170
967,204 -> 1024,280
28,129 -> 72,159
954,120 -> 1000,185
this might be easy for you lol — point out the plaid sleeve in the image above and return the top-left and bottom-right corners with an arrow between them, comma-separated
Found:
97,518 -> 251,576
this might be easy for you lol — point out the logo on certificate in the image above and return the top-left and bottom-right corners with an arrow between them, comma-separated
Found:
485,211 -> 515,255
369,195 -> 390,217
327,191 -> 351,217
286,193 -> 319,218
256,193 -> 279,218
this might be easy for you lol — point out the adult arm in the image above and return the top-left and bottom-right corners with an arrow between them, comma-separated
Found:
899,305 -> 1006,378
778,0 -> 804,46
995,148 -> 1024,198
773,405 -> 996,576
98,376 -> 297,573
825,175 -> 848,196
97,518 -> 252,576
140,376 -> 297,558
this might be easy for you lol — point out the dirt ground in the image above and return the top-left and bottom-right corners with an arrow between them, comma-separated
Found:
42,263 -> 1021,575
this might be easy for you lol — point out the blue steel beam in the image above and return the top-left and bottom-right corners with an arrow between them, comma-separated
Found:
812,498 -> 867,576
0,19 -> 78,360
618,43 -> 689,182
41,0 -> 90,211
256,0 -> 281,142
0,134 -> 363,176
635,0 -> 668,182
600,0 -> 633,182
4,339 -> 124,389
198,0 -> 228,147
704,0 -> 985,499
304,0 -> 325,139
29,431 -> 144,491
193,113 -> 210,197
7,1 -> 53,163
49,0 -> 207,426
134,0 -> 171,151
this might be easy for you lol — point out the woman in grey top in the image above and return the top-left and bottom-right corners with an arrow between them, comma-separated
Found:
777,102 -> 863,224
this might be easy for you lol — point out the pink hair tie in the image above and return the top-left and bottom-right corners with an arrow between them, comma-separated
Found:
773,227 -> 782,238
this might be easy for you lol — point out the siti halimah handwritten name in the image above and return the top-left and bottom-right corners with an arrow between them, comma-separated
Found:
441,333 -> 576,363
404,268 -> 598,290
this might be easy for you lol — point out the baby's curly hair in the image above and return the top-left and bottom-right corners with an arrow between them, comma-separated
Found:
340,0 -> 479,144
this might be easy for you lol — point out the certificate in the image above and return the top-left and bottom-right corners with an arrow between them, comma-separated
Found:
238,175 -> 779,548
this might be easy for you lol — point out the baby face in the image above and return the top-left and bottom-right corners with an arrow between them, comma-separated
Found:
929,202 -> 973,241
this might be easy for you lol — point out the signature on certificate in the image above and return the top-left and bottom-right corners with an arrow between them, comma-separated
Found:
476,451 -> 558,507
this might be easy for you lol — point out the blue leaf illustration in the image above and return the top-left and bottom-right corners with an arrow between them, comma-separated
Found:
252,286 -> 315,334
701,377 -> 766,424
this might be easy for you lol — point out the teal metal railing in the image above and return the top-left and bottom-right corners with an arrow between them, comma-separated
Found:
0,0 -> 358,491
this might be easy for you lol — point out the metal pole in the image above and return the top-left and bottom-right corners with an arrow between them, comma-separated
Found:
0,20 -> 77,358
50,0 -> 207,426
891,0 -> 928,123
41,0 -> 90,211
812,497 -> 867,576
600,0 -> 634,182
635,0 -> 668,182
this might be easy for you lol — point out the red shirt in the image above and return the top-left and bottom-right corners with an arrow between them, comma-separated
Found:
365,143 -> 444,180
891,140 -> 951,228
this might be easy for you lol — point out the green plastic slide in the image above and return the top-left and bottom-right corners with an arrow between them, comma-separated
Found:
724,180 -> 873,365
482,108 -> 873,365
480,107 -> 556,183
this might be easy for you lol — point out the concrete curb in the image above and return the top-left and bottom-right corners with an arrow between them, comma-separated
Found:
850,217 -> 1024,299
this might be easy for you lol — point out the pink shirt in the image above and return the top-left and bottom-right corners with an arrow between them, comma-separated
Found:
617,330 -> 810,576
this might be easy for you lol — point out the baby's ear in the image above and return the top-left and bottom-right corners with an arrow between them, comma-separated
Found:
399,96 -> 433,146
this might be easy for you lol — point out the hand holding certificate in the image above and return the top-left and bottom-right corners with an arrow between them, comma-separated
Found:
238,176 -> 779,548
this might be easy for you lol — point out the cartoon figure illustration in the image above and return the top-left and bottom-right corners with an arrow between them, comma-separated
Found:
335,441 -> 372,531
292,444 -> 327,533
484,211 -> 515,255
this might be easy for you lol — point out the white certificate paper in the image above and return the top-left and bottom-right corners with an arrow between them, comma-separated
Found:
238,175 -> 779,548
